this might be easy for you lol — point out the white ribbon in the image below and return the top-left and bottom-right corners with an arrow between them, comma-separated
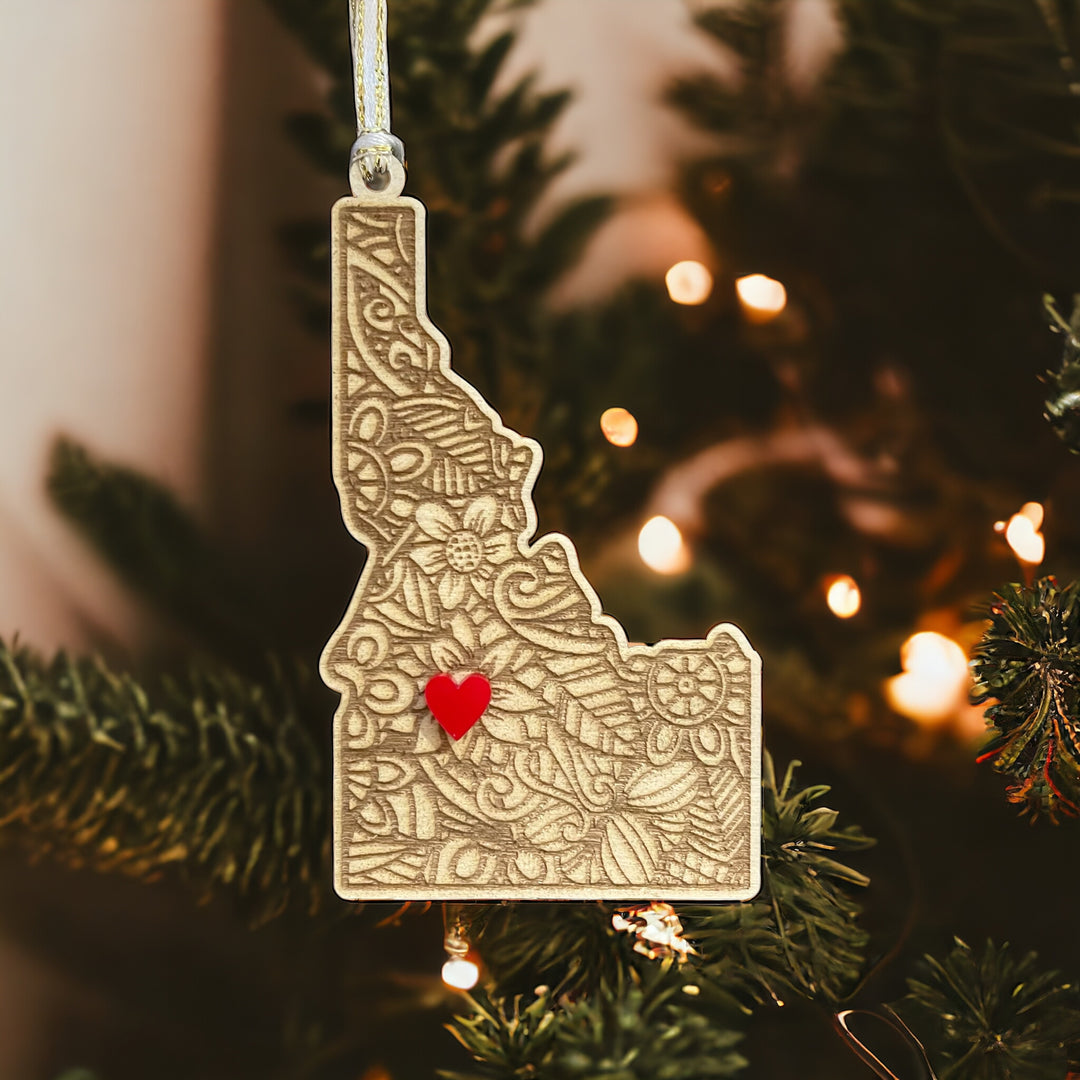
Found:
348,0 -> 405,185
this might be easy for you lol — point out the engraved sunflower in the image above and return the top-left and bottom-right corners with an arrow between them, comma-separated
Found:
408,495 -> 516,608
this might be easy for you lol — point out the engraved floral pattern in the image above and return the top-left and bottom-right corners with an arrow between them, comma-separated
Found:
408,496 -> 516,608
324,200 -> 761,899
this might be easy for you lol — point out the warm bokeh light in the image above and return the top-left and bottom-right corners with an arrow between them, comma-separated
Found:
825,574 -> 861,618
665,260 -> 714,305
736,274 -> 787,322
612,902 -> 697,962
600,406 -> 639,447
1003,501 -> 1045,565
441,957 -> 480,990
638,515 -> 690,574
1019,501 -> 1044,529
885,631 -> 970,725
1005,516 -> 1045,565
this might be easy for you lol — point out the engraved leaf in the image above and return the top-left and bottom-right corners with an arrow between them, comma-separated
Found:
480,637 -> 521,676
523,801 -> 587,851
388,445 -> 429,478
690,722 -> 728,766
624,760 -> 701,811
430,638 -> 468,671
601,815 -> 656,884
479,713 -> 529,743
372,599 -> 436,634
491,682 -> 545,713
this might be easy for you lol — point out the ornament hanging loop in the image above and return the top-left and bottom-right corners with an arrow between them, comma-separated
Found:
350,142 -> 406,198
348,0 -> 405,197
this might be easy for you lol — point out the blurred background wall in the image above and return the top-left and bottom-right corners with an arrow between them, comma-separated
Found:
0,2 -> 224,654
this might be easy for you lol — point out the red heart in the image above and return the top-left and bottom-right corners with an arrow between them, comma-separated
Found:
424,673 -> 491,740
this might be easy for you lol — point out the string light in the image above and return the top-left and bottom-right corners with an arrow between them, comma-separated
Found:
612,903 -> 698,962
665,260 -> 713,305
638,515 -> 690,574
441,956 -> 479,990
600,407 -> 639,447
442,959 -> 479,991
825,574 -> 861,618
885,631 -> 970,725
442,928 -> 480,991
736,274 -> 787,323
1001,501 -> 1045,566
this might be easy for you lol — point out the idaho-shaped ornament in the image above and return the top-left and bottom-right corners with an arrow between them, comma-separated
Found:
323,160 -> 762,901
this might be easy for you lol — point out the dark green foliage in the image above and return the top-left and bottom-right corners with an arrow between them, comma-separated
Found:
685,754 -> 874,1007
900,939 -> 1080,1080
645,0 -> 1080,745
1044,295 -> 1080,453
0,640 -> 327,925
443,963 -> 746,1080
971,577 -> 1080,819
470,754 -> 873,1011
674,0 -> 1080,273
840,0 -> 1080,278
47,438 -> 272,667
469,901 -> 626,999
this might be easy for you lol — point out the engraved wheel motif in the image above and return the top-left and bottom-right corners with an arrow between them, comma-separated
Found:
647,653 -> 726,726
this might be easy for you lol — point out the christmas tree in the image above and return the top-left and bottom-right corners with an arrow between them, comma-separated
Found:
2,1 -> 1079,1077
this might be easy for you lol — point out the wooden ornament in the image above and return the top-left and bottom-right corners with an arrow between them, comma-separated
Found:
323,162 -> 762,900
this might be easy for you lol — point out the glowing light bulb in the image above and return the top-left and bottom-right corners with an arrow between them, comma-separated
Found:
1003,501 -> 1045,565
638,515 -> 690,575
665,260 -> 713,305
736,274 -> 787,323
885,631 -> 970,725
441,958 -> 480,990
825,574 -> 861,618
600,406 -> 639,447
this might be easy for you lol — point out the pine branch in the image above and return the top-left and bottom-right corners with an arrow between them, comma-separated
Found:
468,901 -> 624,999
443,961 -> 747,1080
1043,294 -> 1080,453
0,641 -> 328,925
898,938 -> 1080,1080
684,753 -> 875,1007
46,438 -> 274,667
971,577 -> 1080,820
